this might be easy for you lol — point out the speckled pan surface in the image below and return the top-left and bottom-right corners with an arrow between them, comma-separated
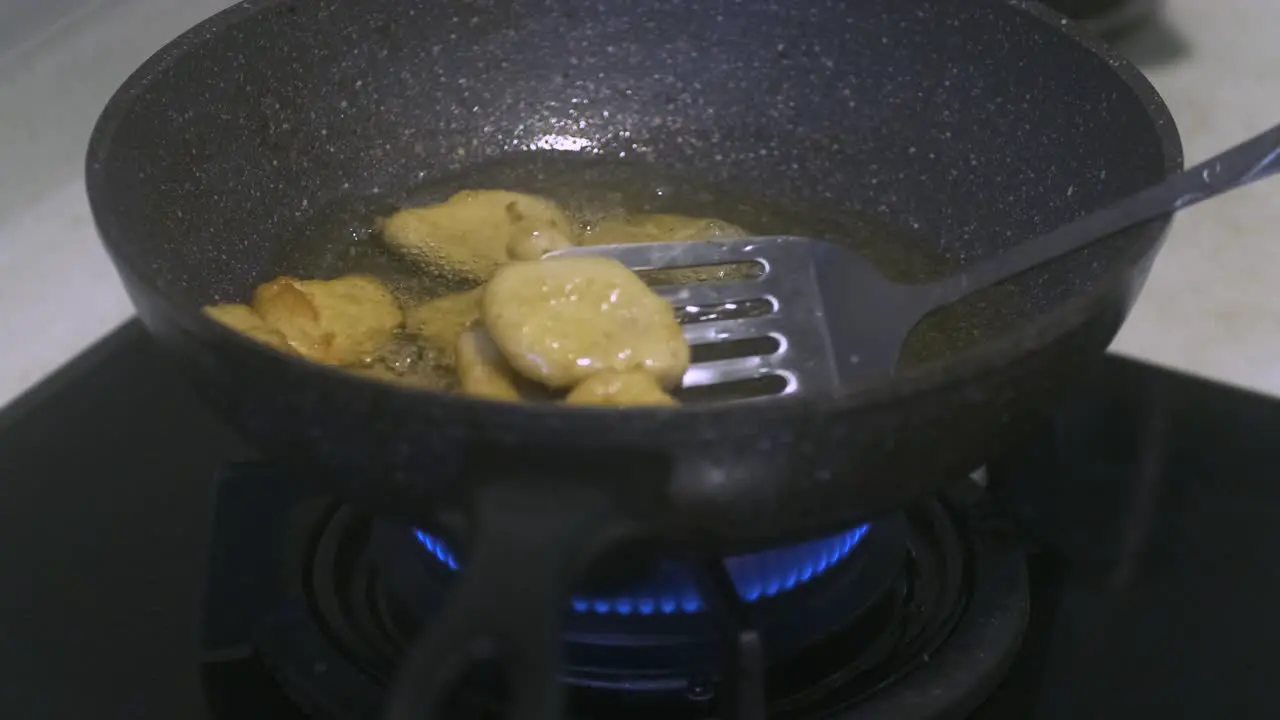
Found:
86,0 -> 1180,548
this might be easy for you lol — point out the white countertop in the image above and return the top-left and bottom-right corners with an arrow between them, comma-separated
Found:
0,0 -> 240,408
0,0 -> 1277,410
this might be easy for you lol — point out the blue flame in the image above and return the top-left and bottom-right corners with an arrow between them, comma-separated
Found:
413,529 -> 459,570
413,524 -> 869,616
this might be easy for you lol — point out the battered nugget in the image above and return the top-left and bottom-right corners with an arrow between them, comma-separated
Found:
381,190 -> 577,282
252,274 -> 403,366
403,286 -> 483,367
565,370 -> 679,407
481,256 -> 690,389
581,213 -> 755,286
455,326 -> 524,401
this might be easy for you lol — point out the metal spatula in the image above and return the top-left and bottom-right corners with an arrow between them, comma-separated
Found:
549,122 -> 1280,398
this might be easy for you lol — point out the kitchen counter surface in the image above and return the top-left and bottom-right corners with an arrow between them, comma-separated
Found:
0,0 -> 1276,409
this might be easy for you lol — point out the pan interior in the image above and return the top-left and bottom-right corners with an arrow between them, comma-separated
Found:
89,0 -> 1172,382
264,154 -> 1019,373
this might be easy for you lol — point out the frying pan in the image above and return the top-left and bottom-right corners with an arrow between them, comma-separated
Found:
85,0 -> 1181,716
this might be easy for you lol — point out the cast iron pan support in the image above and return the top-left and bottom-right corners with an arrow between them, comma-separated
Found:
697,558 -> 768,720
383,472 -> 643,720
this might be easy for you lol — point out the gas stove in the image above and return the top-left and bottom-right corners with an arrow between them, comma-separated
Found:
2,320 -> 1279,718
201,464 -> 1024,719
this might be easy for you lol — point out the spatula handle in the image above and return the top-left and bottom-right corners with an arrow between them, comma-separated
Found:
922,121 -> 1280,309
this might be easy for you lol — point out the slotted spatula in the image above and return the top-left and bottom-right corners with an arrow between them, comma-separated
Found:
549,122 -> 1280,397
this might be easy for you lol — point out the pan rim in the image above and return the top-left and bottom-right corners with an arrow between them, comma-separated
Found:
84,0 -> 1184,428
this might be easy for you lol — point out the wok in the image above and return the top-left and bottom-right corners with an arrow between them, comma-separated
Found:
85,0 -> 1181,716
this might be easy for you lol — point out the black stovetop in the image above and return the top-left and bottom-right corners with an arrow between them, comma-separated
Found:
3,320 -> 1280,718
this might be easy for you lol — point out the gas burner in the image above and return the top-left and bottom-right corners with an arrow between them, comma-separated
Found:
412,524 -> 871,614
200,464 -> 1027,719
376,513 -> 905,699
